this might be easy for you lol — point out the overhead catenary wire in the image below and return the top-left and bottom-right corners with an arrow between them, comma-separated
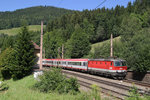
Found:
95,0 -> 107,9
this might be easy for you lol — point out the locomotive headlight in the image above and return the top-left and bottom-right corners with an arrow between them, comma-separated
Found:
110,67 -> 112,69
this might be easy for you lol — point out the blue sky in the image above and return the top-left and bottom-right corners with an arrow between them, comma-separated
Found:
0,0 -> 135,11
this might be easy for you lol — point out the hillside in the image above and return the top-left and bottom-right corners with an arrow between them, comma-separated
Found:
91,36 -> 121,53
0,6 -> 74,30
0,25 -> 45,35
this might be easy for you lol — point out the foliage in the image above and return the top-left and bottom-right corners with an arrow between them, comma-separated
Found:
11,26 -> 35,80
0,34 -> 16,52
126,85 -> 150,100
65,24 -> 91,58
0,48 -> 16,79
122,29 -> 150,72
0,6 -> 73,29
46,0 -> 150,45
32,68 -> 79,94
120,13 -> 142,42
30,31 -> 41,46
43,29 -> 65,58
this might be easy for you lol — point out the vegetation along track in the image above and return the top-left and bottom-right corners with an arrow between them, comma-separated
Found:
62,70 -> 150,99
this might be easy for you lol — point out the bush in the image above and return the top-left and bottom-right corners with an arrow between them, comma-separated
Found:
32,68 -> 79,94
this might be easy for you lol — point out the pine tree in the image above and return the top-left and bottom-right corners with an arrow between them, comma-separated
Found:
12,26 -> 35,79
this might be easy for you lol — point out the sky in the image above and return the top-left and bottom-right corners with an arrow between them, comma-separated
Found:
0,0 -> 135,12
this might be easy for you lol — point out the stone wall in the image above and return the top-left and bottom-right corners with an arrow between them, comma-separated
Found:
125,71 -> 150,83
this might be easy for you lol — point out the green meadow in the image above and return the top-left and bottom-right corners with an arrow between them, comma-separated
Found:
0,25 -> 45,36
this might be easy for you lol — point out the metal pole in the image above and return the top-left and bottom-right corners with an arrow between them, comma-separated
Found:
110,34 -> 113,57
40,21 -> 43,70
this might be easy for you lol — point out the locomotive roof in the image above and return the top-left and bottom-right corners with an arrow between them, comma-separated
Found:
89,58 -> 126,62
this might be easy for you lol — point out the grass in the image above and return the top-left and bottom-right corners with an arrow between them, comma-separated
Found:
90,36 -> 121,53
0,25 -> 46,36
0,75 -> 81,100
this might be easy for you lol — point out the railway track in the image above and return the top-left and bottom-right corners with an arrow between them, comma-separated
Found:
124,79 -> 150,88
40,67 -> 150,99
63,70 -> 129,99
67,75 -> 128,100
62,70 -> 150,99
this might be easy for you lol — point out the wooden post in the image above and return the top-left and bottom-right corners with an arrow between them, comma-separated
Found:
110,34 -> 113,58
40,21 -> 43,70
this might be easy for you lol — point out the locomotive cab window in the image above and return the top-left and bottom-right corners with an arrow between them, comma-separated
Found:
114,61 -> 121,66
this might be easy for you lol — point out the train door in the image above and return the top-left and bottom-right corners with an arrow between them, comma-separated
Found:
105,61 -> 109,71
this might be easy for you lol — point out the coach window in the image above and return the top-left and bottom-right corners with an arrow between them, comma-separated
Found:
63,61 -> 66,64
68,62 -> 71,65
83,62 -> 87,66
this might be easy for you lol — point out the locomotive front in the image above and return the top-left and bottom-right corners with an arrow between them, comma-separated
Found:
111,59 -> 127,79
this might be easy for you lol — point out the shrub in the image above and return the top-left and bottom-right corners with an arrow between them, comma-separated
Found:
32,68 -> 79,94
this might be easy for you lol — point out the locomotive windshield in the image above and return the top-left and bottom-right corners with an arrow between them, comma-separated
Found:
121,61 -> 126,66
114,61 -> 126,66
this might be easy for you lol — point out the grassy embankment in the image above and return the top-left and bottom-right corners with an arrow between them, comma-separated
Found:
0,25 -> 46,36
0,75 -> 82,100
90,36 -> 121,54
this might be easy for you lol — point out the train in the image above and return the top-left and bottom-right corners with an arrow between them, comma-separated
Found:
42,58 -> 127,79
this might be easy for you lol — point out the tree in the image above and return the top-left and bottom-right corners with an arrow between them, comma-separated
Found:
0,47 -> 16,79
82,18 -> 95,43
66,24 -> 91,58
123,29 -> 150,72
44,29 -> 65,58
44,32 -> 58,58
12,26 -> 35,79
120,13 -> 142,42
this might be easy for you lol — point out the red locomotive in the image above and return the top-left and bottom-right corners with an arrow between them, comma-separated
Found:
42,58 -> 127,79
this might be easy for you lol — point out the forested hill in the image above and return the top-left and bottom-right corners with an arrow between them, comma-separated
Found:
0,6 -> 74,29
